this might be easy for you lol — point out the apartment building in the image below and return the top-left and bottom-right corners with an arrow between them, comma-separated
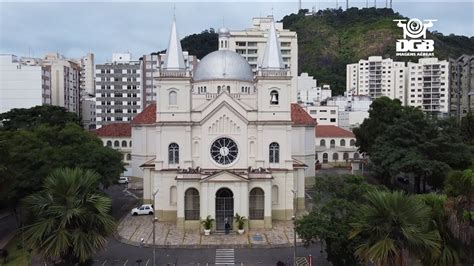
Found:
450,55 -> 474,119
346,56 -> 406,104
139,52 -> 197,107
297,72 -> 332,105
0,54 -> 51,113
304,105 -> 339,126
95,53 -> 142,128
42,53 -> 81,115
407,58 -> 450,116
219,16 -> 299,102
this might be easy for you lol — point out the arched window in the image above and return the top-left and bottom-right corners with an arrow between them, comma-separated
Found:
272,185 -> 279,204
226,86 -> 230,93
168,143 -> 179,164
129,141 -> 132,147
269,142 -> 280,163
333,153 -> 339,161
340,139 -> 346,147
170,186 -> 177,205
350,139 -> 356,146
122,140 -> 127,147
249,188 -> 264,219
270,90 -> 279,105
106,140 -> 112,147
126,153 -> 131,161
114,140 -> 119,147
217,86 -> 221,94
169,91 -> 177,105
330,139 -> 335,148
354,153 -> 360,159
320,139 -> 326,147
343,152 -> 349,161
323,153 -> 328,163
184,188 -> 199,220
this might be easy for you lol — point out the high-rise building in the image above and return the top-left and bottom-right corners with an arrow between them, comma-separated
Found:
139,52 -> 197,107
407,58 -> 450,116
42,53 -> 81,115
450,55 -> 474,120
0,54 -> 51,113
346,56 -> 406,103
95,53 -> 142,128
79,53 -> 95,95
218,16 -> 299,102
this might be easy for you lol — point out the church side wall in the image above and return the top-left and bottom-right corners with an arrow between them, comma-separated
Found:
131,125 -> 156,178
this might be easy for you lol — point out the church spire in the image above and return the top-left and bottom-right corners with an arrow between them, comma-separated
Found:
163,17 -> 185,70
261,19 -> 284,70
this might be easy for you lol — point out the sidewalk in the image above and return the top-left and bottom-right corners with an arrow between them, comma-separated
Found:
116,214 -> 302,248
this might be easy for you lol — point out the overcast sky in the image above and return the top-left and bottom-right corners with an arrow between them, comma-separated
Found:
0,1 -> 473,63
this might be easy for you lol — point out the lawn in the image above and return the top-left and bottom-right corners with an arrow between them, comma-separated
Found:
0,236 -> 30,266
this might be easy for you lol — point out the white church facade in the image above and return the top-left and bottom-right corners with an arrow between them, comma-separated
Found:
130,19 -> 316,231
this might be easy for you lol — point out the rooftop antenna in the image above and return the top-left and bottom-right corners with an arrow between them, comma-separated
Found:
374,0 -> 376,8
385,0 -> 387,8
173,4 -> 176,18
346,0 -> 349,10
336,0 -> 338,9
298,0 -> 302,11
390,0 -> 392,8
366,0 -> 368,8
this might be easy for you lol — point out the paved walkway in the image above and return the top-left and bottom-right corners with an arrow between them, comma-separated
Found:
117,214 -> 302,248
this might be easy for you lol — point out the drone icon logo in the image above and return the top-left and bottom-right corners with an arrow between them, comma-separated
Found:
393,18 -> 437,56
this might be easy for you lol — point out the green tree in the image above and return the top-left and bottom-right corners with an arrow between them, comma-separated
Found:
22,168 -> 116,264
444,169 -> 474,199
296,175 -> 378,265
460,112 -> 474,144
0,105 -> 81,131
417,193 -> 462,266
0,123 -> 124,208
349,190 -> 441,266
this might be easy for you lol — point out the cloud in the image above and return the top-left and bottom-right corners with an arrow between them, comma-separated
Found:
0,1 -> 472,63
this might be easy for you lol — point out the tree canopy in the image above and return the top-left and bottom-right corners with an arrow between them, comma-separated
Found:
0,106 -> 124,208
23,168 -> 116,264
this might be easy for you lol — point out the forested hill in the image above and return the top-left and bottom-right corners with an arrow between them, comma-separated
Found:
281,8 -> 474,95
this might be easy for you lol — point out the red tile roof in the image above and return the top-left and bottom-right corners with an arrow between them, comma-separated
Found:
315,125 -> 355,138
94,123 -> 131,137
130,103 -> 316,126
291,104 -> 317,126
131,103 -> 156,125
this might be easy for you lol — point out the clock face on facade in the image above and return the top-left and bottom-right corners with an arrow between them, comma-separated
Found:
210,137 -> 238,165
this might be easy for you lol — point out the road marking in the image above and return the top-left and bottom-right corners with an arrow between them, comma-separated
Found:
125,190 -> 139,199
101,259 -> 107,266
215,248 -> 235,265
145,258 -> 150,266
123,259 -> 128,266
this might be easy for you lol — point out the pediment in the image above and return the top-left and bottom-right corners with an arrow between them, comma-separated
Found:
200,170 -> 249,183
198,92 -> 250,123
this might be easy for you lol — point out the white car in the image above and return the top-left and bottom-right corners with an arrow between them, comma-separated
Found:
131,204 -> 154,216
118,176 -> 129,184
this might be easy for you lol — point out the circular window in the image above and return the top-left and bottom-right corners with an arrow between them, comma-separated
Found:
210,137 -> 238,165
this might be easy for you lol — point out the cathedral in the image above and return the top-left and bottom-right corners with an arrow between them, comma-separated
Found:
130,18 -> 316,231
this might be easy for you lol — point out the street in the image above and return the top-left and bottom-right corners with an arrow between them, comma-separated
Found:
96,185 -> 329,266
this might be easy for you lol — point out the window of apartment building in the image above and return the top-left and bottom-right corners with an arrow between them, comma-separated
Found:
310,110 -> 317,114
330,110 -> 336,114
330,118 -> 336,123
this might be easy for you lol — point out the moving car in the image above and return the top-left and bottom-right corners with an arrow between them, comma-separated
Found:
118,176 -> 129,184
131,204 -> 154,216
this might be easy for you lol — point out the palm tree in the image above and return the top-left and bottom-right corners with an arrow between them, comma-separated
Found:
22,168 -> 116,264
349,190 -> 440,266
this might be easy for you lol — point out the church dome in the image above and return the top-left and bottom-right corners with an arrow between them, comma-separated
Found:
218,27 -> 230,35
194,50 -> 254,82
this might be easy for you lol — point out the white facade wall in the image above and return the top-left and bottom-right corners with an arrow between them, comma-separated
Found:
304,105 -> 338,126
79,53 -> 95,95
407,58 -> 450,115
100,137 -> 132,175
346,56 -> 406,103
315,136 -> 360,164
0,55 -> 43,113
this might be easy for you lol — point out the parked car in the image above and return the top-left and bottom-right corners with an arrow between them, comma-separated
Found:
118,176 -> 129,184
131,204 -> 154,216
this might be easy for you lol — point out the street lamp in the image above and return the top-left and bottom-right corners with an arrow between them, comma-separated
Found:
291,189 -> 297,266
152,188 -> 159,266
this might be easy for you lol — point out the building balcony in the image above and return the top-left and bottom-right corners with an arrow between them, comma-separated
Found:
258,69 -> 290,77
158,70 -> 190,78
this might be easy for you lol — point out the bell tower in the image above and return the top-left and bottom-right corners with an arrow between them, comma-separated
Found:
218,27 -> 230,51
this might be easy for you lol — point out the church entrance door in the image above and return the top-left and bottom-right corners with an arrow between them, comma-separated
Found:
215,188 -> 234,232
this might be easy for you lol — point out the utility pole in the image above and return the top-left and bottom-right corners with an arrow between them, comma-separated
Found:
291,190 -> 297,266
152,188 -> 159,266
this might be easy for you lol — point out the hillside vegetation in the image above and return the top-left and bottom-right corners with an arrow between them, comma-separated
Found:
281,8 -> 474,95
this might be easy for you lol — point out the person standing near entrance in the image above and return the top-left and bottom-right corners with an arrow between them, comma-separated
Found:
224,217 -> 230,234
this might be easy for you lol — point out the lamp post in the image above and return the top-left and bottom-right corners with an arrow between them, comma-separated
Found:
291,189 -> 297,266
152,189 -> 159,266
